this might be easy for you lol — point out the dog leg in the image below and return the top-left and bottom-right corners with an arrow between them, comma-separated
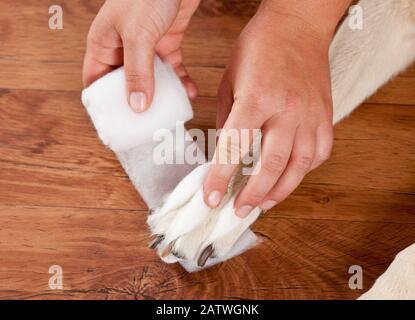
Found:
149,0 -> 415,268
331,0 -> 415,124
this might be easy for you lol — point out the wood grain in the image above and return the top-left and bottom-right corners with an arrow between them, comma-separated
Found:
0,206 -> 413,300
0,0 -> 414,300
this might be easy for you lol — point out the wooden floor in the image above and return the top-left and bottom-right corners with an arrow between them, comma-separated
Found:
0,0 -> 414,300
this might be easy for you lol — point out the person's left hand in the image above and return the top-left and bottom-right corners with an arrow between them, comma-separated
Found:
83,0 -> 200,112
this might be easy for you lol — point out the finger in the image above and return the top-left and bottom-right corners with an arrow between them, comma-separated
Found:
311,120 -> 333,170
261,124 -> 317,209
158,47 -> 198,99
181,75 -> 198,100
203,132 -> 245,208
176,0 -> 201,22
216,76 -> 233,130
82,54 -> 114,88
203,98 -> 272,208
123,34 -> 156,112
83,25 -> 122,87
85,40 -> 123,66
234,116 -> 297,217
223,96 -> 272,130
174,64 -> 198,99
156,33 -> 184,58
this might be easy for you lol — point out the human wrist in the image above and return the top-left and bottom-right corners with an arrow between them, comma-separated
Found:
257,0 -> 350,45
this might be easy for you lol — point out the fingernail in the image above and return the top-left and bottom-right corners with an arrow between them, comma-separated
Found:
129,91 -> 147,112
260,200 -> 277,211
236,205 -> 253,218
207,190 -> 221,208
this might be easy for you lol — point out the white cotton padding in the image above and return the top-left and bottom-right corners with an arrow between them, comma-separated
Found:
81,55 -> 258,272
116,128 -> 205,209
81,56 -> 193,152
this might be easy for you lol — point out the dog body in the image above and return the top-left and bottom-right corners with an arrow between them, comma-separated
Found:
148,0 -> 415,267
331,0 -> 415,124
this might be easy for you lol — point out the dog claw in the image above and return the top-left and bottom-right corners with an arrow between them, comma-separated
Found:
148,208 -> 155,216
148,234 -> 164,249
161,241 -> 175,258
197,244 -> 214,267
171,249 -> 185,260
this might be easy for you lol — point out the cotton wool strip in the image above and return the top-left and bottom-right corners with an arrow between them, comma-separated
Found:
81,56 -> 258,272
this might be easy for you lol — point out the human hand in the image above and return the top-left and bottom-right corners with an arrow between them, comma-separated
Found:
203,0 -> 349,217
83,0 -> 199,112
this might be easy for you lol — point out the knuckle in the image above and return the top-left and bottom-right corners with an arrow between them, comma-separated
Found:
236,92 -> 272,120
124,71 -> 147,85
206,170 -> 230,190
318,146 -> 332,163
245,192 -> 264,205
240,186 -> 265,205
122,23 -> 156,44
267,186 -> 284,201
216,131 -> 243,165
86,20 -> 101,42
245,100 -> 268,119
271,190 -> 287,203
292,155 -> 313,171
318,132 -> 333,162
86,34 -> 103,55
312,122 -> 334,166
263,153 -> 287,174
281,89 -> 303,113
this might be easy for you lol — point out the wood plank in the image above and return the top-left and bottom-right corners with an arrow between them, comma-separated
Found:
191,98 -> 415,193
197,0 -> 260,17
277,183 -> 415,224
0,59 -> 413,104
0,89 -> 414,221
366,74 -> 415,105
0,206 -> 413,299
0,162 -> 144,209
0,59 -> 223,94
0,0 -> 413,104
1,161 -> 413,224
1,88 -> 414,191
0,0 -> 414,301
0,0 -> 245,67
0,89 -> 121,174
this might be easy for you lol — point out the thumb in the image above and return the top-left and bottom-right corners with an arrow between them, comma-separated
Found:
124,38 -> 155,112
216,77 -> 233,129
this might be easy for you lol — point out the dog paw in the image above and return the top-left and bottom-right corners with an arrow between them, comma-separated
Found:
147,162 -> 263,267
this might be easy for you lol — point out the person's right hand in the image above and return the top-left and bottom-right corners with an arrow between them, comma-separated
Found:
83,0 -> 200,112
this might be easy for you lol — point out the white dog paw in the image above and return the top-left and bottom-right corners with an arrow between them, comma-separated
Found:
147,163 -> 263,267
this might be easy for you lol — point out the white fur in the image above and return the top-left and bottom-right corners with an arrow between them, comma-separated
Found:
155,163 -> 209,216
359,244 -> 415,300
331,0 -> 415,124
180,229 -> 258,272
